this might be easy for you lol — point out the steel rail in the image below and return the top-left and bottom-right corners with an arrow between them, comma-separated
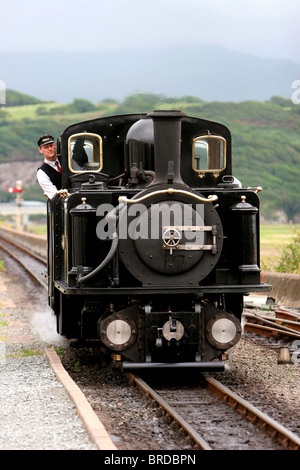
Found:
0,235 -> 47,289
128,372 -> 300,451
244,322 -> 300,339
0,233 -> 47,265
127,373 -> 212,450
275,307 -> 300,321
204,375 -> 300,450
243,311 -> 300,339
258,315 -> 300,331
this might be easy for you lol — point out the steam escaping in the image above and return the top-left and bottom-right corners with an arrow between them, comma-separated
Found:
31,305 -> 68,347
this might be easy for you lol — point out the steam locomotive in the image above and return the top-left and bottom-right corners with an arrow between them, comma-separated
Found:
47,110 -> 270,370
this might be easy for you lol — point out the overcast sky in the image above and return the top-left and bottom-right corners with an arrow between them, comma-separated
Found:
1,0 -> 299,63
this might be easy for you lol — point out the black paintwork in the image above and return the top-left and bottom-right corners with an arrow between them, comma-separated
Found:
47,111 -> 270,367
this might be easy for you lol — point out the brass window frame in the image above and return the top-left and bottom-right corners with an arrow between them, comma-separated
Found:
68,132 -> 103,173
192,134 -> 226,178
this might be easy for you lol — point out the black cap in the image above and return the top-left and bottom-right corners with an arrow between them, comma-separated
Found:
38,134 -> 55,147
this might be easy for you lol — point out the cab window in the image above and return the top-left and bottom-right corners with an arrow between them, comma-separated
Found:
68,133 -> 103,172
192,135 -> 226,177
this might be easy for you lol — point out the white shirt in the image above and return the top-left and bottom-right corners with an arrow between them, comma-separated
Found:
37,159 -> 61,199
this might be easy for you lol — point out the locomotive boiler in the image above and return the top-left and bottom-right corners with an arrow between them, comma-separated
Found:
46,110 -> 270,370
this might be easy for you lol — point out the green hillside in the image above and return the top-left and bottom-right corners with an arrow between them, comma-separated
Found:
1,91 -> 299,221
4,89 -> 47,107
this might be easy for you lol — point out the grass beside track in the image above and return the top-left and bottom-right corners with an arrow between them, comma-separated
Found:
260,224 -> 300,270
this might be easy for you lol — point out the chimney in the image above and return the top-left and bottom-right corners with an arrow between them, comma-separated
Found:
148,110 -> 186,186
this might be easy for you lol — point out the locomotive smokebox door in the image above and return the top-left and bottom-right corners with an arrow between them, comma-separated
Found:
134,201 -> 213,274
118,191 -> 223,286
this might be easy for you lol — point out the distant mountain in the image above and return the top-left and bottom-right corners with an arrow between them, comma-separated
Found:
1,45 -> 299,103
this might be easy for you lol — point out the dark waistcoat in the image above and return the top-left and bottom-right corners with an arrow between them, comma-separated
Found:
38,156 -> 62,190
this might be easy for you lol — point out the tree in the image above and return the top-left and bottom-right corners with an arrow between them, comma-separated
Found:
275,230 -> 300,274
69,98 -> 96,113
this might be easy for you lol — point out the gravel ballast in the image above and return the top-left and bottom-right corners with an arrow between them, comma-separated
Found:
0,256 -> 98,450
0,356 -> 98,450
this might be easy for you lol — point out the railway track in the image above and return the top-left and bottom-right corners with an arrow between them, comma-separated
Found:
128,372 -> 300,450
243,308 -> 300,340
1,226 -> 300,450
0,231 -> 47,289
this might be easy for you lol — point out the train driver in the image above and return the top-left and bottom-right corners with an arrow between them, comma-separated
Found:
37,134 -> 62,199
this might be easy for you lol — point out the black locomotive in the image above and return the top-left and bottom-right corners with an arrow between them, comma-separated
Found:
47,110 -> 269,370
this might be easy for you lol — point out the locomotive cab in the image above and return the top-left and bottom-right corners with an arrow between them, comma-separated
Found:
47,110 -> 270,370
